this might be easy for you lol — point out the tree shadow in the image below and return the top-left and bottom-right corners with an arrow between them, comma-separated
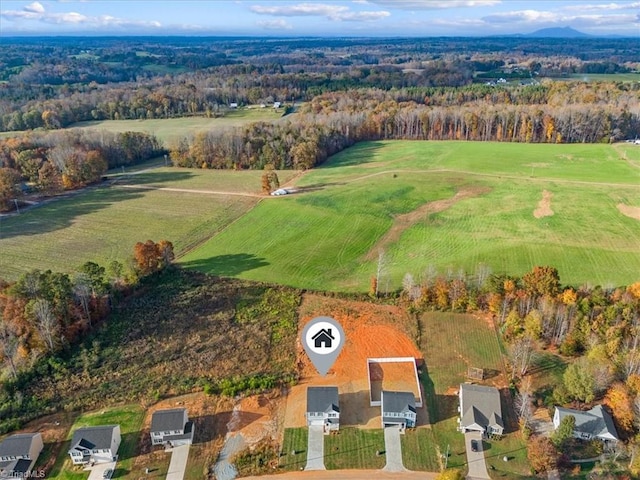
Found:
318,141 -> 387,169
180,254 -> 269,277
114,170 -> 194,186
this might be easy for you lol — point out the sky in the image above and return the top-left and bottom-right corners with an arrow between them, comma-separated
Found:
0,0 -> 639,37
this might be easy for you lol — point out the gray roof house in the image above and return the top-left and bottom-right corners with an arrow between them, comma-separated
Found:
150,408 -> 194,446
381,390 -> 416,433
458,384 -> 504,436
553,405 -> 618,443
68,425 -> 121,465
306,387 -> 339,434
0,433 -> 43,479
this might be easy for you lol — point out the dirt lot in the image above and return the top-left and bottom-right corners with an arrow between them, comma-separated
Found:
285,295 -> 424,430
369,361 -> 421,405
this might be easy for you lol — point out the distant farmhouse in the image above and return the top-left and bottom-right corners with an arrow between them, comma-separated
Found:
553,405 -> 618,443
381,390 -> 416,433
150,408 -> 195,447
0,433 -> 43,479
306,386 -> 340,434
68,425 -> 121,465
458,384 -> 504,437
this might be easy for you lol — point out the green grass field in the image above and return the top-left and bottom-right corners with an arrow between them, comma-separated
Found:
70,108 -> 285,145
324,428 -> 385,470
182,140 -> 640,291
48,405 -> 145,480
279,428 -> 309,471
0,167 -> 295,281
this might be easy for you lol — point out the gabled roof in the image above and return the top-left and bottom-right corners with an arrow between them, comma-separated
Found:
459,384 -> 503,429
306,387 -> 339,414
555,405 -> 619,440
70,425 -> 118,452
0,434 -> 41,457
311,329 -> 335,340
382,391 -> 416,415
151,408 -> 188,433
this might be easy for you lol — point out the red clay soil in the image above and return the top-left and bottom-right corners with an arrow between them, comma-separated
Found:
285,294 -> 424,429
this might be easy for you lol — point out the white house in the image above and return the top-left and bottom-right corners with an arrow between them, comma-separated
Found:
150,408 -> 194,447
0,433 -> 43,479
306,387 -> 339,434
68,425 -> 121,465
381,390 -> 416,433
458,384 -> 504,436
553,405 -> 618,443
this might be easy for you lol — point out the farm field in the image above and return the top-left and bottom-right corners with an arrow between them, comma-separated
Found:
0,167 -> 295,281
182,140 -> 640,291
70,108 -> 285,145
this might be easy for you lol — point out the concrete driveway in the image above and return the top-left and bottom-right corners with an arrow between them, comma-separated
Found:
464,431 -> 489,480
305,426 -> 326,471
166,444 -> 190,480
86,460 -> 116,480
382,426 -> 406,472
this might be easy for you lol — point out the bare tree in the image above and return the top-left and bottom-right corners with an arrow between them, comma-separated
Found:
509,335 -> 535,379
375,249 -> 387,297
514,377 -> 534,429
31,298 -> 59,353
0,321 -> 19,378
73,273 -> 92,327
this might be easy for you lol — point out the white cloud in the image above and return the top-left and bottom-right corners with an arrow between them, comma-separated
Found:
24,2 -> 45,13
250,2 -> 389,21
1,1 -> 162,29
366,0 -> 501,9
562,2 -> 640,11
257,18 -> 294,29
482,8 -> 639,29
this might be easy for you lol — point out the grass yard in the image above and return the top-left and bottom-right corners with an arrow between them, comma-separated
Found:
182,140 -> 640,291
483,434 -> 531,479
401,428 -> 441,471
70,108 -> 285,145
279,428 -> 309,471
324,428 -> 385,470
48,405 -> 145,480
0,167 -> 273,281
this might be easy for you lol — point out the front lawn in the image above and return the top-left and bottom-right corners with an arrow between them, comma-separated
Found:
324,428 -> 385,470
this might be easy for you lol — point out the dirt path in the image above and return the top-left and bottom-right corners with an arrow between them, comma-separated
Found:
618,203 -> 640,221
241,470 -> 438,479
115,184 -> 266,198
364,186 -> 490,260
533,190 -> 554,219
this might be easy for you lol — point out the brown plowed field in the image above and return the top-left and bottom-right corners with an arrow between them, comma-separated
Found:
285,295 -> 425,429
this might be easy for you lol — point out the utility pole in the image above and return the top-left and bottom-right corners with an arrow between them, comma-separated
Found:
13,199 -> 20,214
444,443 -> 450,469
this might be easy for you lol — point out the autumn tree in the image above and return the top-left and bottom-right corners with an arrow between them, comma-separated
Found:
261,164 -> 280,194
522,266 -> 560,298
436,469 -> 464,480
527,435 -> 559,474
0,167 -> 21,212
604,382 -> 634,436
133,240 -> 174,276
28,298 -> 60,353
563,360 -> 596,404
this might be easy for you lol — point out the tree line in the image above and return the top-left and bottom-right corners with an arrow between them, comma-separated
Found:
0,239 -> 173,432
0,130 -> 162,211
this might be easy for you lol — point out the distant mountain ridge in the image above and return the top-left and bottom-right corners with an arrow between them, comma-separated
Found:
524,27 -> 591,38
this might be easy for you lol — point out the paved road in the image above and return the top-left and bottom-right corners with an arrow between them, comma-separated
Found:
305,426 -> 326,471
242,470 -> 438,480
86,460 -> 116,480
383,426 -> 406,472
464,432 -> 489,480
166,444 -> 190,480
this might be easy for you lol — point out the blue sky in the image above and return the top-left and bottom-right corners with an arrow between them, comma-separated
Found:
1,1 -> 639,36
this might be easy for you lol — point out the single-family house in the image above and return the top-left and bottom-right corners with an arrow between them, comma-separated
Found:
306,387 -> 339,434
150,408 -> 194,446
68,425 -> 121,465
458,383 -> 504,436
381,390 -> 416,433
312,329 -> 334,349
273,102 -> 281,109
553,405 -> 618,443
0,433 -> 43,479
229,103 -> 238,109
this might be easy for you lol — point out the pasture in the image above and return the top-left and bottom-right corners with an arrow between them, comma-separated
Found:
0,168 -> 296,281
182,141 -> 640,291
70,108 -> 285,145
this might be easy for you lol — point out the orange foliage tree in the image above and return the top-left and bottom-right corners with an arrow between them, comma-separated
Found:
604,382 -> 634,436
133,240 -> 174,276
